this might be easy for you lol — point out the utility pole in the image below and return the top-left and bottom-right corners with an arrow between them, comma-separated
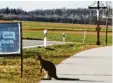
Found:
88,1 -> 107,45
105,1 -> 111,45
105,9 -> 108,45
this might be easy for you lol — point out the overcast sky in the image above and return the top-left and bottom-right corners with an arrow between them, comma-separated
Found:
0,1 -> 97,11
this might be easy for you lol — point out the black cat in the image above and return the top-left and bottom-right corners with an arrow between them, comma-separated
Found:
37,55 -> 79,81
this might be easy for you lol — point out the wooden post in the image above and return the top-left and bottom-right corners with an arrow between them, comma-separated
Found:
20,22 -> 23,78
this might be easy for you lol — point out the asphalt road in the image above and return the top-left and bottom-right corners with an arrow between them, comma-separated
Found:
23,40 -> 65,48
40,46 -> 112,83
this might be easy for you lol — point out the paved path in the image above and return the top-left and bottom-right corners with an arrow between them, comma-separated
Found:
23,40 -> 65,48
40,46 -> 112,83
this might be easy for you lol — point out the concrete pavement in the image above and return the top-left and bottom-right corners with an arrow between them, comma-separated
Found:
23,40 -> 65,48
40,46 -> 112,83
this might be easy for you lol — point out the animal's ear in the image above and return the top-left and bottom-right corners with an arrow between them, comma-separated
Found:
36,55 -> 42,60
36,55 -> 40,60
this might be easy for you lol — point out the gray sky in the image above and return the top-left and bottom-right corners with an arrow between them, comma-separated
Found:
0,1 -> 100,11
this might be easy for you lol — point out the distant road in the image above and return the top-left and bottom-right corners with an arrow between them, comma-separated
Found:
23,40 -> 65,49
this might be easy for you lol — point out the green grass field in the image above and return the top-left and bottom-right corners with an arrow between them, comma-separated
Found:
0,21 -> 112,83
22,21 -> 112,31
22,21 -> 112,45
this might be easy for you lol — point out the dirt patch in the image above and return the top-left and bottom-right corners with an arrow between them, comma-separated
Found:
23,28 -> 112,33
23,28 -> 94,32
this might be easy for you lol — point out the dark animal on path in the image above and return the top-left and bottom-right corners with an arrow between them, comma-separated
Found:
36,55 -> 79,81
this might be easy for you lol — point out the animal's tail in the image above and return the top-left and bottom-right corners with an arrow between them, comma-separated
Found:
54,75 -> 79,81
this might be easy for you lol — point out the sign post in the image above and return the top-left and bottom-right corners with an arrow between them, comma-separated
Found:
20,22 -> 23,78
0,22 -> 23,78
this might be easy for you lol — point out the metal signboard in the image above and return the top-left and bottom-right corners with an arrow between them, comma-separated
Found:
0,22 -> 22,56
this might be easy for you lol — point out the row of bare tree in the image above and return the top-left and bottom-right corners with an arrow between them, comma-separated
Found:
0,7 -> 112,24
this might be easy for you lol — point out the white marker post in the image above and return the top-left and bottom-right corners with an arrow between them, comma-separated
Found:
44,29 -> 47,47
62,33 -> 65,42
83,30 -> 86,44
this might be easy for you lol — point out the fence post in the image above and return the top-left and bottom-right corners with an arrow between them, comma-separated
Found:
62,33 -> 65,42
44,29 -> 47,47
83,30 -> 86,44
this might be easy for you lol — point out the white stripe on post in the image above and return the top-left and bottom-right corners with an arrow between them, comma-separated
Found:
44,29 -> 47,47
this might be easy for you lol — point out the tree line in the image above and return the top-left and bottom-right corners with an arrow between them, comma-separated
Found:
0,7 -> 112,24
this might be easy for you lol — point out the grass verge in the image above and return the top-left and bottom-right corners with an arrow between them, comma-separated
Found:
0,43 -> 100,83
